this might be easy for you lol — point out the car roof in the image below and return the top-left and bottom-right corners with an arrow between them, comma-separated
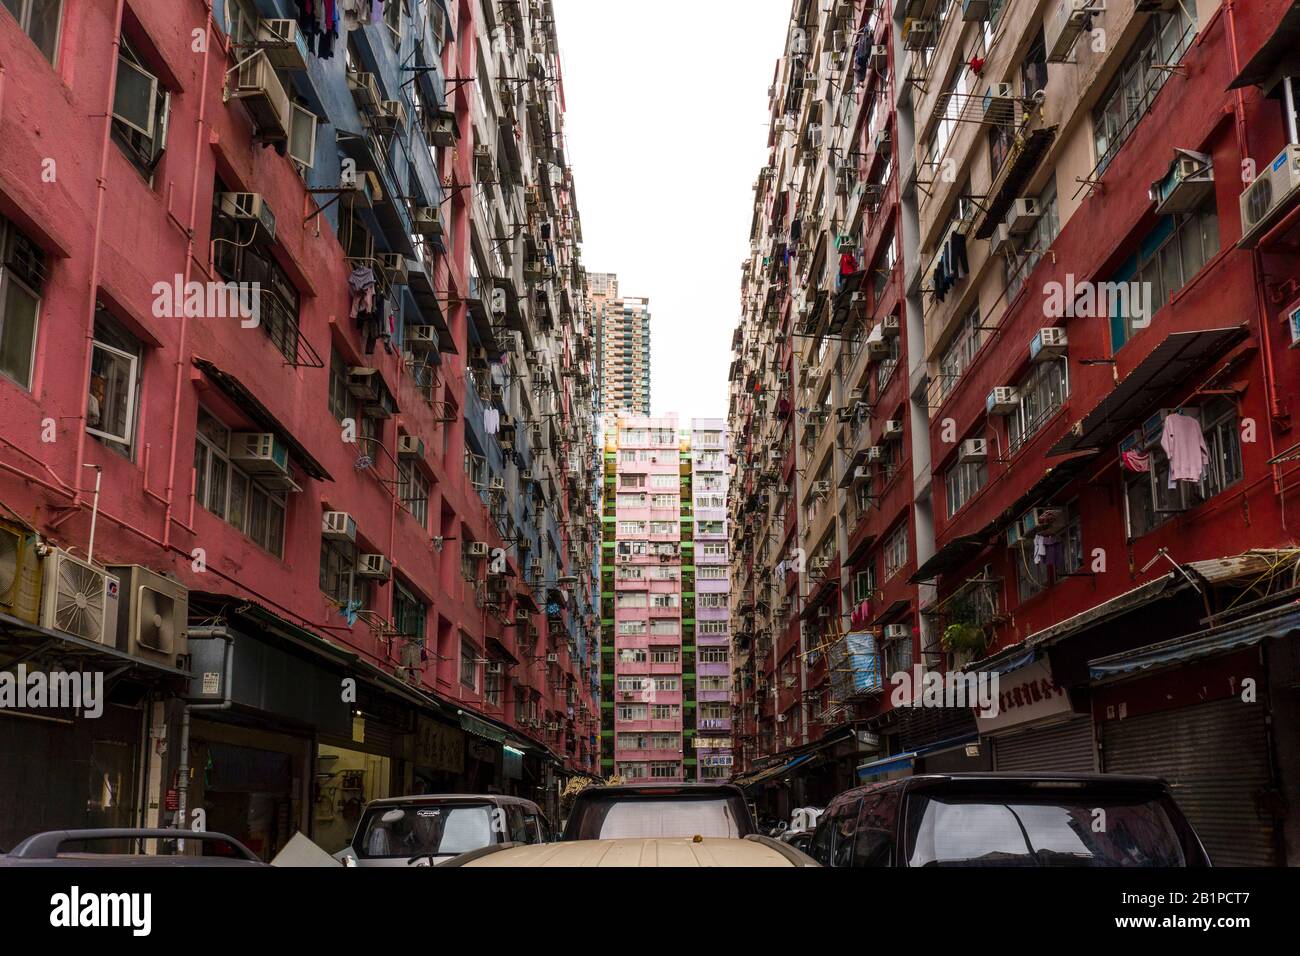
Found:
362,794 -> 542,809
449,837 -> 802,867
827,772 -> 1174,808
574,783 -> 746,798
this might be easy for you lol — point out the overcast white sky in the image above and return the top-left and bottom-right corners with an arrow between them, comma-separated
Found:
551,0 -> 792,421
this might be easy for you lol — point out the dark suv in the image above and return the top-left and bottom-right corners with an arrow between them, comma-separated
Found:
808,773 -> 1211,867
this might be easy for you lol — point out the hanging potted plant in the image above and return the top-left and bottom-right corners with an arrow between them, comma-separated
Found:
941,620 -> 987,656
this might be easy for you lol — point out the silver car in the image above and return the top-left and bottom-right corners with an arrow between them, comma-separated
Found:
334,795 -> 553,866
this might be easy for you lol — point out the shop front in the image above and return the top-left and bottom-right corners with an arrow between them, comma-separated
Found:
978,658 -> 1096,772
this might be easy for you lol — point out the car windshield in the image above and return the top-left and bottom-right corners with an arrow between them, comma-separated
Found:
356,803 -> 495,859
568,795 -> 749,840
904,793 -> 1187,867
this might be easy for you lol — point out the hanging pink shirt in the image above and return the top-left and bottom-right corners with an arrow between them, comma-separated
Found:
1160,413 -> 1208,488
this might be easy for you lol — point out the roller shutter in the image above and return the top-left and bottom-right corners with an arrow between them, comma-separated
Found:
992,716 -> 1096,773
1100,697 -> 1276,866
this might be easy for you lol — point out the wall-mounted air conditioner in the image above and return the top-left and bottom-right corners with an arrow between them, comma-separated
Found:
1046,0 -> 1091,63
108,565 -> 188,668
1149,149 -> 1214,216
1239,144 -> 1300,247
397,435 -> 425,459
347,71 -> 382,112
871,45 -> 889,70
0,520 -> 42,624
1030,327 -> 1068,362
959,438 -> 988,463
546,653 -> 559,663
991,223 -> 1015,254
412,205 -> 443,236
883,420 -> 904,439
379,253 -> 408,286
357,554 -> 391,580
322,511 -> 357,542
218,192 -> 277,241
256,19 -> 308,72
986,386 -> 1019,415
813,480 -> 832,497
232,50 -> 291,141
230,432 -> 290,477
486,661 -> 503,674
881,314 -> 901,337
884,623 -> 910,641
407,325 -> 438,351
42,549 -> 120,647
864,446 -> 884,462
369,99 -> 408,134
1004,197 -> 1040,234
490,477 -> 506,493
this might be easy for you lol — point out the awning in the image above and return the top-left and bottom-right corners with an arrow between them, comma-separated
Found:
974,126 -> 1057,240
335,132 -> 415,257
192,358 -> 333,481
910,533 -> 989,583
1090,601 -> 1300,680
855,732 -> 979,779
1227,1 -> 1300,90
459,711 -> 507,743
0,610 -> 190,680
734,754 -> 814,789
1048,327 -> 1248,456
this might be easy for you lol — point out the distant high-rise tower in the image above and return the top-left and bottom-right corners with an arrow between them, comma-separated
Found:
589,272 -> 651,417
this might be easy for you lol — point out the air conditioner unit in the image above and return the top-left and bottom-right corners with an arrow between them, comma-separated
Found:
1149,150 -> 1215,216
397,435 -> 425,459
407,325 -> 438,351
871,44 -> 889,70
353,553 -> 391,583
379,253 -> 408,286
255,19 -> 308,72
883,420 -> 904,439
322,511 -> 357,542
347,70 -> 382,112
811,557 -> 831,571
218,192 -> 277,241
1030,327 -> 1068,362
369,99 -> 408,134
959,438 -> 988,463
485,661 -> 503,675
1004,197 -> 1040,234
412,204 -> 444,237
467,541 -> 489,558
1239,144 -> 1300,247
490,477 -> 506,492
986,386 -> 1019,416
991,223 -> 1016,254
0,520 -> 42,624
341,170 -> 383,208
884,623 -> 909,641
874,127 -> 891,152
981,83 -> 1014,125
864,446 -> 884,462
904,20 -> 935,50
813,480 -> 832,497
881,314 -> 900,337
41,549 -> 120,647
232,50 -> 291,141
230,432 -> 290,477
546,653 -> 559,663
1046,0 -> 1091,63
1020,506 -> 1064,535
102,565 -> 188,667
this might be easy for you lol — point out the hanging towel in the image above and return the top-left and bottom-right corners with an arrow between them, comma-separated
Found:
1160,412 -> 1209,487
1120,450 -> 1150,473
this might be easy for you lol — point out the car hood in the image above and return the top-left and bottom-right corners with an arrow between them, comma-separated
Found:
459,838 -> 807,867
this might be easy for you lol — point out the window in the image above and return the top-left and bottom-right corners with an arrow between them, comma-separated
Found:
1092,9 -> 1196,174
2,0 -> 62,65
944,457 -> 988,518
853,566 -> 877,603
392,580 -> 426,640
0,216 -> 45,390
618,620 -> 647,635
1008,358 -> 1068,454
211,180 -> 302,361
699,647 -> 728,664
1108,202 -> 1219,351
384,0 -> 405,47
617,704 -> 648,722
111,37 -> 170,177
397,459 -> 429,527
1020,29 -> 1048,100
938,307 -> 982,399
320,537 -> 359,604
87,312 -> 142,457
1124,401 -> 1243,539
1005,184 -> 1060,301
460,637 -> 479,690
194,410 -> 287,556
884,523 -> 909,579
650,648 -> 679,664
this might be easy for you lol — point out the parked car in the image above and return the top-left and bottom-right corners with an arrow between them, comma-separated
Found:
444,783 -> 818,867
0,828 -> 267,867
807,773 -> 1212,867
334,794 -> 552,866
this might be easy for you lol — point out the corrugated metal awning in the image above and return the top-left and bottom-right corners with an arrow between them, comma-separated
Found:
1227,1 -> 1300,90
1090,601 -> 1300,680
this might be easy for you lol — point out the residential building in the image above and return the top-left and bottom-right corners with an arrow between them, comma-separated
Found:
0,0 -> 600,855
594,289 -> 652,418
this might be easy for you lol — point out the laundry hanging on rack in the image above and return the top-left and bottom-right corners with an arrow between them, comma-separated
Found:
1033,533 -> 1060,567
348,266 -> 376,318
295,0 -> 341,59
854,30 -> 871,86
1120,450 -> 1150,473
1160,412 -> 1209,487
483,406 -> 500,435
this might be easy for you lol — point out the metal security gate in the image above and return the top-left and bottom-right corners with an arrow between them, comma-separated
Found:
993,717 -> 1096,773
1100,697 -> 1276,866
